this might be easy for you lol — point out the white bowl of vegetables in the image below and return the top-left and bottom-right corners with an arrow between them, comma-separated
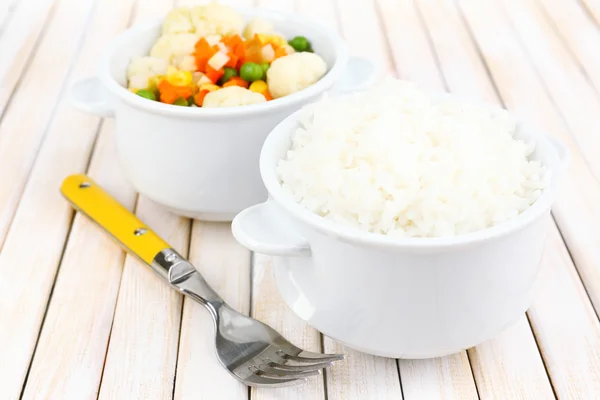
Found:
70,3 -> 378,221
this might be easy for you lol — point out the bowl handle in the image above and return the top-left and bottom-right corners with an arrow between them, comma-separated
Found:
334,56 -> 381,93
232,200 -> 311,257
69,77 -> 115,118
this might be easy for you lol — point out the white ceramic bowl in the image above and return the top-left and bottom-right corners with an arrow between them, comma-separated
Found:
232,107 -> 569,359
69,8 -> 378,221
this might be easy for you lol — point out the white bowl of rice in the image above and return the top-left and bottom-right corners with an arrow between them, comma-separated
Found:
232,79 -> 568,358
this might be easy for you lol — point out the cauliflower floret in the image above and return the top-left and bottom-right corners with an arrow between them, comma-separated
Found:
202,86 -> 267,107
126,56 -> 169,78
162,6 -> 195,34
128,75 -> 152,90
266,52 -> 327,98
150,33 -> 199,63
174,55 -> 197,72
243,17 -> 274,40
283,44 -> 296,55
190,3 -> 244,37
126,56 -> 169,90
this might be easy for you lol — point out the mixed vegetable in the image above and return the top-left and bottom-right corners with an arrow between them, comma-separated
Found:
126,3 -> 328,108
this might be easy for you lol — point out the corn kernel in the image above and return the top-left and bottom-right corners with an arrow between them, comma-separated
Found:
256,33 -> 268,46
269,35 -> 287,48
199,83 -> 220,92
249,80 -> 268,93
166,66 -> 193,87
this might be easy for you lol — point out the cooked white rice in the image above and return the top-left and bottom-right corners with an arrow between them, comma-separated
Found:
276,79 -> 548,238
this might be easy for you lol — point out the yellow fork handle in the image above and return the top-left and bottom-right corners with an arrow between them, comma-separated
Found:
60,174 -> 170,265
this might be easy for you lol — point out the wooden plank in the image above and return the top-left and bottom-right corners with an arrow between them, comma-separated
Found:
97,199 -> 188,400
0,0 -> 128,399
8,0 -> 136,397
579,0 -> 600,26
457,0 -> 600,397
412,0 -> 496,103
173,222 -> 250,400
333,0 -> 393,75
467,318 -> 554,400
527,225 -> 600,399
375,0 -> 444,91
94,0 -> 193,398
374,1 -> 478,399
251,254 -> 326,400
398,354 -> 476,400
535,0 -> 600,93
20,125 -> 135,400
324,340 -> 403,400
500,0 -> 600,179
449,0 -> 600,334
416,1 -> 557,398
0,0 -> 58,118
496,0 -> 600,326
296,0 -> 338,28
0,0 -> 95,248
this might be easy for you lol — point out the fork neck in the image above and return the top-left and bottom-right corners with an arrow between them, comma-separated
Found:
152,249 -> 224,320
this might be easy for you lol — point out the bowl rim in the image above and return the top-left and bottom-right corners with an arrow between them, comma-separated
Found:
97,7 -> 349,118
259,98 -> 565,250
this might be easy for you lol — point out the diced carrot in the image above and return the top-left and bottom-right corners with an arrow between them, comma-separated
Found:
205,65 -> 225,83
263,91 -> 273,101
158,80 -> 193,104
195,39 -> 214,59
234,43 -> 246,62
225,52 -> 238,68
158,80 -> 176,104
223,76 -> 249,88
222,34 -> 243,50
195,57 -> 208,73
274,46 -> 287,60
160,91 -> 178,104
194,90 -> 210,106
245,44 -> 263,63
175,87 -> 193,101
195,37 -> 210,51
195,38 -> 217,73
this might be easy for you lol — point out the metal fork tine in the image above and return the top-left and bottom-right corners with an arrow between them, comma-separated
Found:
244,374 -> 307,387
281,350 -> 346,363
257,367 -> 322,379
268,361 -> 333,371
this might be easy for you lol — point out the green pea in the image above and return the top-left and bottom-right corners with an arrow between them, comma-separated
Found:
187,96 -> 197,106
173,97 -> 188,106
288,36 -> 311,52
240,62 -> 263,82
260,62 -> 270,78
136,89 -> 156,101
219,67 -> 238,84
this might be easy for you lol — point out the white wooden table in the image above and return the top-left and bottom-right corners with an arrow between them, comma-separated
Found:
2,0 -> 600,398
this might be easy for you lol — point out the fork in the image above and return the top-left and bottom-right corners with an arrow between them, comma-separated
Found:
60,174 -> 344,387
